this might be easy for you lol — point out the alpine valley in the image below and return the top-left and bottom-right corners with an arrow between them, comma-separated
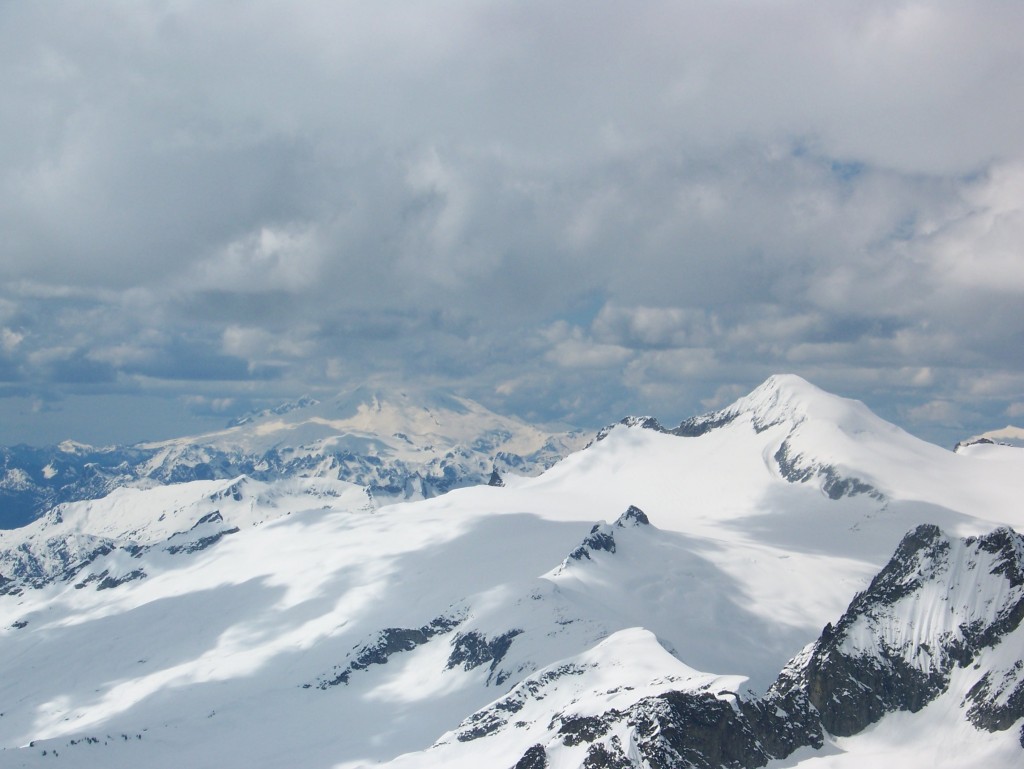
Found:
0,375 -> 1022,769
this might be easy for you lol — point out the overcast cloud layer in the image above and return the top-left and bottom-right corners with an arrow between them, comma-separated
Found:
1,0 -> 1023,447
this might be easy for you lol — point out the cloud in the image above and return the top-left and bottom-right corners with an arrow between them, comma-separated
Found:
591,305 -> 716,349
182,394 -> 238,418
0,328 -> 23,354
222,325 -> 316,364
186,225 -> 325,294
545,338 -> 633,370
0,1 -> 1021,446
926,163 -> 1024,294
906,399 -> 970,429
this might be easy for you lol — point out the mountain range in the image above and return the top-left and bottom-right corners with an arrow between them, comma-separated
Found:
0,386 -> 588,529
0,374 -> 1022,768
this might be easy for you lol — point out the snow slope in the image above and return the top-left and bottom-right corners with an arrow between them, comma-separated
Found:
0,374 -> 1021,768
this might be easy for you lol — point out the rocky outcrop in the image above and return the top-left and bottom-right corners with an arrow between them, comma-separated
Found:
964,662 -> 1024,743
773,439 -> 881,500
568,506 -> 650,562
622,688 -> 816,769
315,616 -> 462,688
447,630 -> 523,685
511,744 -> 548,769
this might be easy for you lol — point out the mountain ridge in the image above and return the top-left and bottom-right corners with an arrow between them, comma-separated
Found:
0,386 -> 589,528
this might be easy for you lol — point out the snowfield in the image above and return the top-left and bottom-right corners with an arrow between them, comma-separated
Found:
0,375 -> 1022,768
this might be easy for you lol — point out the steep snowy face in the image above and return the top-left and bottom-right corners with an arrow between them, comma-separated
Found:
776,524 -> 1024,739
593,374 -> 902,504
717,374 -> 888,434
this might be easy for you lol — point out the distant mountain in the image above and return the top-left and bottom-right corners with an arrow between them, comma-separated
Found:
0,386 -> 589,528
956,424 -> 1024,451
0,374 -> 1021,768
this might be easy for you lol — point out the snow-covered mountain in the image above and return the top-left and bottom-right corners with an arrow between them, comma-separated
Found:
0,386 -> 589,528
956,424 -> 1024,450
0,476 -> 372,593
0,374 -> 1022,768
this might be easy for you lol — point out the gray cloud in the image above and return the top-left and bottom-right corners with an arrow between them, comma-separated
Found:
0,1 -> 1022,448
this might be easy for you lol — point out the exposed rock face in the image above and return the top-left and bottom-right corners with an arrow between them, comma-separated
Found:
615,505 -> 649,527
964,663 -> 1024,740
623,689 -> 818,769
568,505 -> 650,563
453,663 -> 590,742
569,526 -> 617,561
594,417 -> 660,443
0,536 -> 117,594
315,616 -> 463,689
580,739 -> 633,768
596,411 -> 739,441
447,630 -> 524,685
512,744 -> 548,769
671,412 -> 739,437
164,515 -> 241,555
773,440 -> 880,500
95,569 -> 146,591
453,668 -> 821,768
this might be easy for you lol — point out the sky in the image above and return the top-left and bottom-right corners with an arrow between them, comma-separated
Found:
1,0 -> 1023,449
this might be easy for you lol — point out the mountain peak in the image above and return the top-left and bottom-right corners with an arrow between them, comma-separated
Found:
668,374 -> 894,443
729,374 -> 847,429
615,504 -> 650,527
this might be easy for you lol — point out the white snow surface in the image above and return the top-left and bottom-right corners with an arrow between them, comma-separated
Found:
0,374 -> 1022,768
